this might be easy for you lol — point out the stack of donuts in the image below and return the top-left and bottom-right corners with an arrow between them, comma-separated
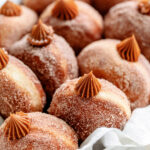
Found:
0,0 -> 150,149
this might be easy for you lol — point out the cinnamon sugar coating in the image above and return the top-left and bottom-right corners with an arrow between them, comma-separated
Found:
0,112 -> 78,150
48,79 -> 131,141
0,56 -> 46,118
9,34 -> 78,97
40,1 -> 103,54
78,39 -> 150,110
105,1 -> 150,61
0,5 -> 38,49
92,0 -> 134,14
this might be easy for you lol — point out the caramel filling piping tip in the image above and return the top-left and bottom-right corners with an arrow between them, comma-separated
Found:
75,71 -> 101,98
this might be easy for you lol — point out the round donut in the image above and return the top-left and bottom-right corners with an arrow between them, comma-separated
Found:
8,20 -> 78,97
104,1 -> 150,61
40,0 -> 103,54
48,72 -> 131,141
0,112 -> 78,150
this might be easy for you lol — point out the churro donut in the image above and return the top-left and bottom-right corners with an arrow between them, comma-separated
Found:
0,112 -> 78,150
105,1 -> 150,61
92,0 -> 135,14
48,72 -> 131,141
40,0 -> 103,54
78,36 -> 150,110
0,1 -> 38,49
0,48 -> 46,118
9,20 -> 78,97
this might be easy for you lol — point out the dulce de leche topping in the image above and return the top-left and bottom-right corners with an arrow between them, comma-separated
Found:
52,0 -> 79,20
4,112 -> 31,141
28,20 -> 54,47
0,48 -> 9,70
75,71 -> 101,98
117,35 -> 141,62
0,0 -> 21,16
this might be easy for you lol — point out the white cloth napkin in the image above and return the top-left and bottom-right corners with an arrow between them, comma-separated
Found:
80,106 -> 150,150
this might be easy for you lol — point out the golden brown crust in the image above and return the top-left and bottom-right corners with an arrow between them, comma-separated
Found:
48,79 -> 131,141
0,6 -> 38,49
10,56 -> 46,108
9,34 -> 78,97
40,1 -> 103,54
0,56 -> 46,118
0,112 -> 78,150
104,1 -> 150,61
78,39 -> 150,110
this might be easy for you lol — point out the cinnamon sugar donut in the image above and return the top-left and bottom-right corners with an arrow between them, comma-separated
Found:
92,0 -> 135,14
0,1 -> 38,49
9,20 -> 78,97
0,48 -> 46,118
40,0 -> 103,54
105,1 -> 150,61
48,72 -> 131,141
78,36 -> 150,110
0,112 -> 78,150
